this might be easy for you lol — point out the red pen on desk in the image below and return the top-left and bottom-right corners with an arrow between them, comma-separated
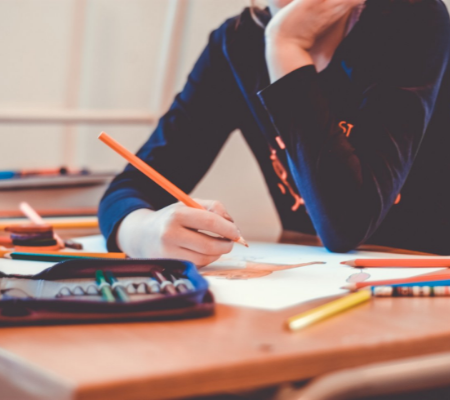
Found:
343,273 -> 450,291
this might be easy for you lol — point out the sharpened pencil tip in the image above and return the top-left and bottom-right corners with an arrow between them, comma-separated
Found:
341,260 -> 356,266
237,237 -> 249,247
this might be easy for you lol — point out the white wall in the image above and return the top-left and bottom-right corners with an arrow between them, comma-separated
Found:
0,0 -> 281,241
0,0 -> 449,241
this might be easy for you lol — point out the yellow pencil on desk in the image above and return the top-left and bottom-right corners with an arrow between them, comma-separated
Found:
0,218 -> 98,231
286,290 -> 372,332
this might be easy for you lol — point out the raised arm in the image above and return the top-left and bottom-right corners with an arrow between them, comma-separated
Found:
259,0 -> 450,252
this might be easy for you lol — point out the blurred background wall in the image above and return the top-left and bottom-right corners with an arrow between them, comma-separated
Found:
0,0 -> 448,242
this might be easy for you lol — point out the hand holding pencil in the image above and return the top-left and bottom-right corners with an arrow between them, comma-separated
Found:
117,202 -> 241,267
99,132 -> 248,267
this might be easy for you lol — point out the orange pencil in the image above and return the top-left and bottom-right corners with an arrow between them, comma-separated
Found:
98,132 -> 248,247
0,218 -> 98,231
342,258 -> 450,268
343,273 -> 450,291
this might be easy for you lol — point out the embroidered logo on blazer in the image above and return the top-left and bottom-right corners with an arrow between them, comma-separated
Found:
339,121 -> 355,137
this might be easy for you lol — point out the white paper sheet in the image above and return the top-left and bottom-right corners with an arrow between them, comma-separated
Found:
202,242 -> 444,310
75,235 -> 108,252
1,236 -> 444,311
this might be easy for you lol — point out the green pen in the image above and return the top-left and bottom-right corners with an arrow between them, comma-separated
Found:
6,253 -> 97,263
95,270 -> 115,302
105,271 -> 130,302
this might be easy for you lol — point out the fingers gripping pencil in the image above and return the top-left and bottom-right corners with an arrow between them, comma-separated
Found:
98,132 -> 248,247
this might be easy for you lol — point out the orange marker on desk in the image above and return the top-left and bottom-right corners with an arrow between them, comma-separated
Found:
98,132 -> 248,247
342,258 -> 450,268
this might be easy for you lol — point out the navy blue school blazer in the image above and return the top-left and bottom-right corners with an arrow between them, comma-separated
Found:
99,0 -> 450,254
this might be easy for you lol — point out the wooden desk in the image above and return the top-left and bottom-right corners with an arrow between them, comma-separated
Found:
0,244 -> 450,400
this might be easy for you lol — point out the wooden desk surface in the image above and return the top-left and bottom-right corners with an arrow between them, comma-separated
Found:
1,294 -> 450,399
1,243 -> 450,400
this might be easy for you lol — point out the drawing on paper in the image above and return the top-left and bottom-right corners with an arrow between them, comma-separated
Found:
346,270 -> 371,283
201,260 -> 326,280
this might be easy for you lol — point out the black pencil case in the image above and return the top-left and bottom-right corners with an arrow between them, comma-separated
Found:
0,258 -> 214,326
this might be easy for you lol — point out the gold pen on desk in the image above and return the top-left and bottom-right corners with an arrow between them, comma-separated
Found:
286,290 -> 372,332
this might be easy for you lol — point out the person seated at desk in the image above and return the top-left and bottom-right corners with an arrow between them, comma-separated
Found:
99,0 -> 450,265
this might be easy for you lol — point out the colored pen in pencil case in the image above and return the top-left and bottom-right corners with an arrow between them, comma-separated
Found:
105,271 -> 130,302
95,270 -> 116,302
373,286 -> 450,297
152,271 -> 177,295
170,274 -> 193,294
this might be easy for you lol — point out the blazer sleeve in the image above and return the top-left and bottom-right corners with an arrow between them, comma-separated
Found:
99,27 -> 243,251
257,0 -> 450,252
